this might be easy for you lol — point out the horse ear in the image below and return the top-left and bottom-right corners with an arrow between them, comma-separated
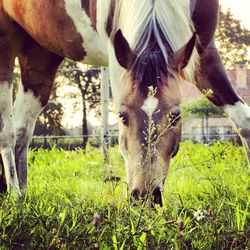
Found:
171,33 -> 196,71
114,30 -> 136,69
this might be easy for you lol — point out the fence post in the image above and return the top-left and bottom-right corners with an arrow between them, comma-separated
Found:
101,67 -> 110,162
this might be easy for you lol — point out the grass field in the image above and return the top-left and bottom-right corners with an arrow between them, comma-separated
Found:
0,142 -> 249,249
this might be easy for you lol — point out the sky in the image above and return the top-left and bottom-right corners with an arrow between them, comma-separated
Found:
220,0 -> 250,29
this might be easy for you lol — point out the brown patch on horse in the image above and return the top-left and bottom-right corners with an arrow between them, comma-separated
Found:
0,2 -> 27,81
11,1 -> 27,27
81,0 -> 90,15
18,37 -> 63,106
81,0 -> 97,30
192,0 -> 219,49
89,0 -> 97,30
195,45 -> 241,106
4,0 -> 87,61
106,0 -> 115,37
0,113 -> 4,132
190,1 -> 241,107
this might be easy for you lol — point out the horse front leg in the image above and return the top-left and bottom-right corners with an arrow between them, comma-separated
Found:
0,82 -> 20,194
14,38 -> 63,189
13,84 -> 43,190
195,44 -> 250,165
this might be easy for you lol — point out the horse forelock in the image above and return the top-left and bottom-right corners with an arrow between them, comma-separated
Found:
131,34 -> 172,94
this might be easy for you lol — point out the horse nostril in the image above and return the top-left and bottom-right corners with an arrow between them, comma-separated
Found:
131,189 -> 140,200
131,189 -> 147,201
152,187 -> 163,207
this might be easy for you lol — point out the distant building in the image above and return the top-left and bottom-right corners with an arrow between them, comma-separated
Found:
181,64 -> 250,142
93,64 -> 250,143
227,63 -> 250,101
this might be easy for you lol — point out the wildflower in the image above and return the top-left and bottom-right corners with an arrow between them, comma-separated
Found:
52,228 -> 57,235
193,209 -> 205,221
178,220 -> 185,231
179,231 -> 184,240
94,228 -> 101,236
92,213 -> 101,226
208,208 -> 214,217
59,238 -> 65,244
178,220 -> 185,241
231,239 -> 238,248
51,238 -> 57,245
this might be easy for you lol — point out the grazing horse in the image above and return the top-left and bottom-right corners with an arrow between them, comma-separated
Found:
0,0 -> 249,205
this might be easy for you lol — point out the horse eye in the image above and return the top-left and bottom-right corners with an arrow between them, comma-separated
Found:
168,110 -> 181,127
118,112 -> 129,126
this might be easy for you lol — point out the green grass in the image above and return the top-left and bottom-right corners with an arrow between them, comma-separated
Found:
0,142 -> 249,249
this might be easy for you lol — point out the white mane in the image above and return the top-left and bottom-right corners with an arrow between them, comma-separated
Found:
112,0 -> 199,82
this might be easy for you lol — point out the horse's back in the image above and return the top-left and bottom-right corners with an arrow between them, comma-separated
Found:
1,0 -> 108,65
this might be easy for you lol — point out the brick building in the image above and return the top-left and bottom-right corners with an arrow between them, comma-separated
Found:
181,64 -> 250,142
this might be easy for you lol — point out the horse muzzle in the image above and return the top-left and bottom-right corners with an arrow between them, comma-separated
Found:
131,186 -> 163,207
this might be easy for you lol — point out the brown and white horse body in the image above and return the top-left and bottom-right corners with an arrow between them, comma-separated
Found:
0,0 -> 108,193
0,0 -> 249,203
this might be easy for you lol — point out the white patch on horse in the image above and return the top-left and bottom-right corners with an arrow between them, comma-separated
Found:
141,96 -> 159,117
1,147 -> 20,194
0,81 -> 19,194
14,83 -> 43,188
14,84 -> 42,146
96,0 -> 111,40
0,82 -> 15,147
224,101 -> 250,165
64,0 -> 108,66
224,101 -> 250,134
119,132 -> 131,186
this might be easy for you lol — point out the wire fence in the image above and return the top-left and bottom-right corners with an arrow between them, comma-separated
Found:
30,133 -> 240,150
182,133 -> 240,143
30,134 -> 119,150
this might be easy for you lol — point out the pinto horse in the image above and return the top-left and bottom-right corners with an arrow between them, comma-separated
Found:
0,0 -> 249,204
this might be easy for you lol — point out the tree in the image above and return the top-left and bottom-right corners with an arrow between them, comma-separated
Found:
34,101 -> 65,136
215,9 -> 250,68
182,97 -> 223,142
58,60 -> 101,149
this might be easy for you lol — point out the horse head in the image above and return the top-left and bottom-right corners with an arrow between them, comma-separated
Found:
111,30 -> 196,206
